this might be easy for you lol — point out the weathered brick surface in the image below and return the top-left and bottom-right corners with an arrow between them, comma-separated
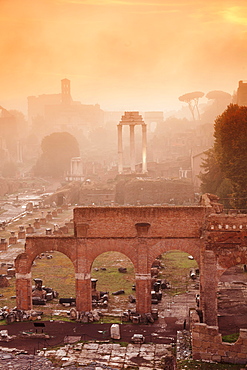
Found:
192,324 -> 247,365
14,206 -> 247,325
73,206 -> 207,239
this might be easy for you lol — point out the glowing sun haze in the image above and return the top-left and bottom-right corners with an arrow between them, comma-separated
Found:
1,0 -> 247,114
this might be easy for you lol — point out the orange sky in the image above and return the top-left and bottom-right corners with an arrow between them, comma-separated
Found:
1,0 -> 247,114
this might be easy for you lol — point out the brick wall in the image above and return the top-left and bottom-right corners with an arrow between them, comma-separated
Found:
73,206 -> 207,239
192,323 -> 247,365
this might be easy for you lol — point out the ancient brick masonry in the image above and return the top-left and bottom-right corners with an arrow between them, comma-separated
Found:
192,323 -> 247,365
15,205 -> 247,331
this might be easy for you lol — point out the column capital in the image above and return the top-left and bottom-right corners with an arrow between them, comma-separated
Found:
75,273 -> 91,280
135,273 -> 151,280
16,273 -> 32,279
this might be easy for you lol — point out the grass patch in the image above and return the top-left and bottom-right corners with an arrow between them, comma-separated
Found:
159,250 -> 199,296
32,251 -> 76,298
98,315 -> 122,324
222,333 -> 239,343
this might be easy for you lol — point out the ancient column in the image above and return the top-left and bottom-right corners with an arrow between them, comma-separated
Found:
117,124 -> 123,174
75,273 -> 92,312
201,250 -> 218,326
142,124 -> 147,173
15,273 -> 33,310
135,273 -> 152,313
130,124 -> 135,172
75,240 -> 92,312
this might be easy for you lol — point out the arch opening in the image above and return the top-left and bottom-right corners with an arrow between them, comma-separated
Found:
150,250 -> 199,326
31,250 -> 75,314
91,251 -> 136,316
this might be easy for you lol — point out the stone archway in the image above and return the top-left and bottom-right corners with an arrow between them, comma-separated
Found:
14,205 -> 247,328
15,237 -> 77,311
91,251 -> 136,313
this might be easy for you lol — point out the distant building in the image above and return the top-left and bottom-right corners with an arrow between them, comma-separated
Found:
66,157 -> 84,182
236,80 -> 247,106
144,111 -> 164,132
0,106 -> 18,162
28,79 -> 104,136
191,151 -> 207,191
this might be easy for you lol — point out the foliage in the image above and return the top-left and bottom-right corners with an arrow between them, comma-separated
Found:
198,148 -> 233,208
32,132 -> 80,178
206,90 -> 232,101
222,332 -> 239,343
214,104 -> 247,209
179,91 -> 204,120
199,148 -> 223,194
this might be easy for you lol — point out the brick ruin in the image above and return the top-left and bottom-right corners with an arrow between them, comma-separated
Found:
14,203 -> 247,364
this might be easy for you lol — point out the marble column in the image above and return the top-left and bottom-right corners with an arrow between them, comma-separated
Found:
142,124 -> 147,173
130,125 -> 135,172
117,124 -> 123,174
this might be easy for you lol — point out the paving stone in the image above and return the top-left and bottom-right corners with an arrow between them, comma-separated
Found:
110,356 -> 125,363
84,343 -> 99,350
108,363 -> 122,368
112,347 -> 126,353
56,349 -> 68,357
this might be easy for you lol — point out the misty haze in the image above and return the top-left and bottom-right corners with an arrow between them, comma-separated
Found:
0,1 -> 247,369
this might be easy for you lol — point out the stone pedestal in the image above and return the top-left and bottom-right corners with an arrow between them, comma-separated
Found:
26,224 -> 34,234
9,232 -> 17,245
40,218 -> 46,225
18,226 -> 26,240
33,218 -> 40,229
0,238 -> 7,251
46,228 -> 52,235
46,212 -> 52,221
52,210 -> 58,217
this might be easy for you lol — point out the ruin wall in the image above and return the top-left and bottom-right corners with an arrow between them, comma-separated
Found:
192,323 -> 247,365
73,206 -> 208,238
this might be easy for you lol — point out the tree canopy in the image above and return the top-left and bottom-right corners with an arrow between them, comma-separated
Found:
178,91 -> 204,121
33,132 -> 80,178
200,104 -> 247,209
214,104 -> 247,208
206,90 -> 231,101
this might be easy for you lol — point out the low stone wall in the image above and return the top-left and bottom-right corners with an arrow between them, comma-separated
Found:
192,323 -> 247,365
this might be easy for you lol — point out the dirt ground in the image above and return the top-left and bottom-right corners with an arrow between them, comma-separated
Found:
0,318 -> 183,355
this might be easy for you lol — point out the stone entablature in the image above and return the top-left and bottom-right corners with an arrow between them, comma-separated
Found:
192,323 -> 247,365
205,213 -> 247,231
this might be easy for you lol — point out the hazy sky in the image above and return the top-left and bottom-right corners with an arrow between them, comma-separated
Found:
1,0 -> 247,114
